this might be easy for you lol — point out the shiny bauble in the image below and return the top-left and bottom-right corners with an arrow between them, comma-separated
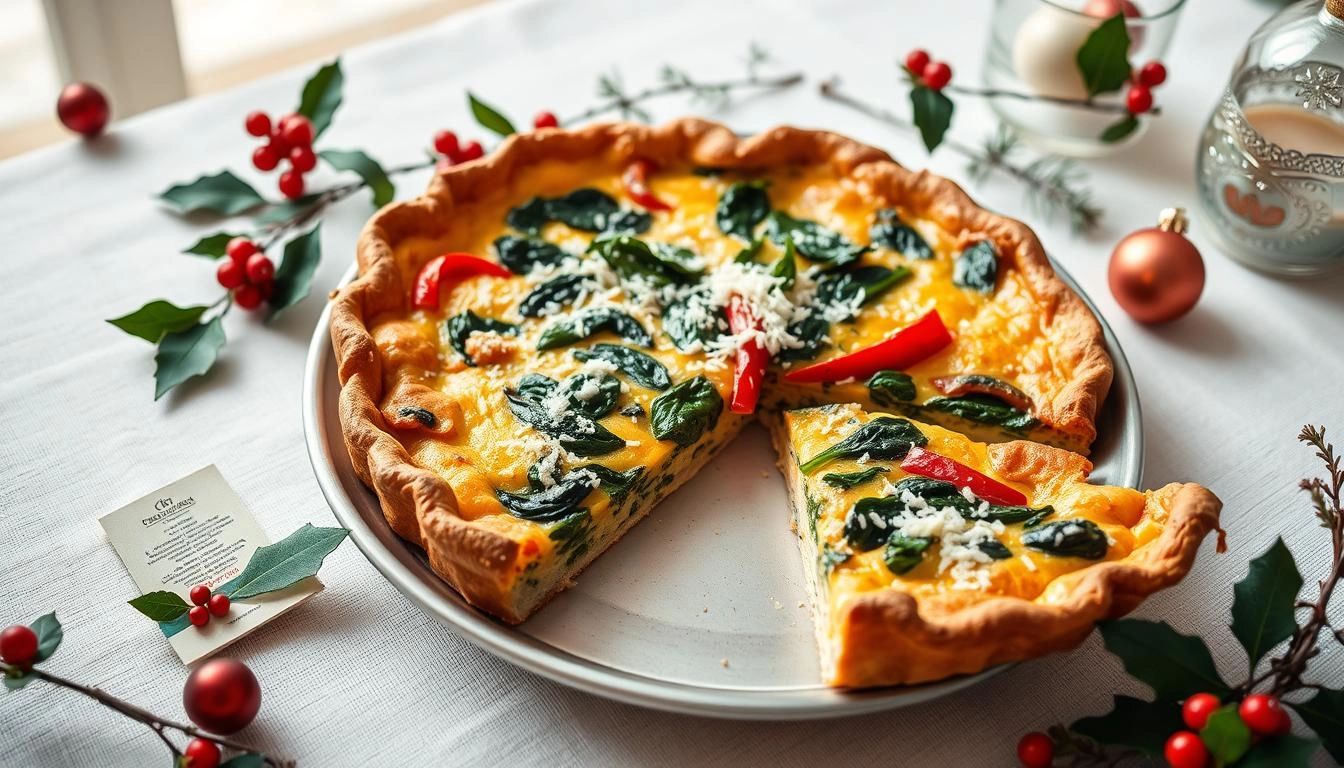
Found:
1108,208 -> 1205,324
183,658 -> 262,734
56,82 -> 110,137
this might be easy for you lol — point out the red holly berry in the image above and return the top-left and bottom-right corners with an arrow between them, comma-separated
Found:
1016,731 -> 1054,768
183,738 -> 221,768
1240,694 -> 1287,735
1164,731 -> 1208,768
1126,84 -> 1154,114
0,625 -> 39,666
245,253 -> 274,284
459,140 -> 484,162
1138,61 -> 1167,87
188,605 -> 210,627
277,114 -> 314,147
288,145 -> 317,173
251,145 -> 280,172
533,111 -> 559,129
244,111 -> 271,138
207,594 -> 231,618
265,134 -> 290,158
922,61 -> 953,90
433,130 -> 460,158
216,260 -> 246,290
1182,692 -> 1220,730
56,82 -> 111,137
278,169 -> 305,200
234,284 -> 263,310
183,659 -> 262,734
226,237 -> 258,264
905,49 -> 931,75
189,585 -> 211,606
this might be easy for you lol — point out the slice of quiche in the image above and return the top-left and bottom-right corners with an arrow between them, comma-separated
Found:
773,404 -> 1222,687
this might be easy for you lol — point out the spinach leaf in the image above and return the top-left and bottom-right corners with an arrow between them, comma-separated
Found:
506,197 -> 549,234
506,188 -> 651,235
504,388 -> 625,456
815,265 -> 912,319
513,371 -> 619,419
496,470 -> 600,522
518,274 -> 593,317
771,236 -> 797,290
821,466 -> 888,489
764,211 -> 870,268
845,497 -> 901,551
516,372 -> 558,401
1022,519 -> 1109,560
953,240 -> 1000,293
604,209 -> 653,235
537,307 -> 652,350
733,236 -> 765,264
716,181 -> 770,240
662,292 -> 724,352
798,417 -> 927,473
444,310 -> 518,366
820,546 -> 851,574
867,370 -> 917,406
977,539 -> 1013,560
650,375 -> 723,447
776,315 -> 830,362
870,209 -> 933,259
884,533 -> 933,574
583,464 -> 645,506
883,476 -> 1050,525
573,343 -> 671,390
924,394 -> 1038,433
587,235 -> 702,286
548,509 -> 593,565
396,406 -> 437,428
619,403 -> 645,418
494,235 -> 569,274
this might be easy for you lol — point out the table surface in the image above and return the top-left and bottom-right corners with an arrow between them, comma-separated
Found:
4,0 -> 1343,765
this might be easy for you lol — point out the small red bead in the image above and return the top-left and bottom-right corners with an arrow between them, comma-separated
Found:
1182,692 -> 1220,730
183,738 -> 221,768
234,284 -> 263,310
56,82 -> 110,137
207,594 -> 231,618
189,585 -> 211,606
459,140 -> 484,161
1138,61 -> 1168,87
533,111 -> 559,129
216,260 -> 246,290
1016,731 -> 1054,768
278,169 -> 305,200
188,605 -> 210,627
244,111 -> 271,138
905,49 -> 931,75
1240,694 -> 1287,735
288,145 -> 317,173
225,237 -> 257,264
922,61 -> 953,90
266,133 -> 290,157
433,130 -> 460,157
0,625 -> 39,666
1164,731 -> 1208,768
245,253 -> 274,284
1126,84 -> 1154,114
278,114 -> 314,147
251,145 -> 280,172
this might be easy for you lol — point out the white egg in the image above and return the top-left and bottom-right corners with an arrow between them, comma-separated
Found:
1012,5 -> 1099,100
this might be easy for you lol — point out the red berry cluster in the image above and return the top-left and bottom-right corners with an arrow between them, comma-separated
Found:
245,111 -> 316,200
184,737 -> 222,768
1126,61 -> 1167,115
0,624 -> 39,669
186,583 -> 231,629
904,49 -> 953,91
432,130 -> 485,168
216,237 -> 275,311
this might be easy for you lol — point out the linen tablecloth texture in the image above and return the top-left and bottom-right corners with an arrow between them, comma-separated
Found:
3,0 -> 1342,765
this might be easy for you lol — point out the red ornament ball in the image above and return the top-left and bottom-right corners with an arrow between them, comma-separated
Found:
1181,692 -> 1220,730
1107,208 -> 1204,324
1163,731 -> 1208,768
56,82 -> 111,137
183,658 -> 261,734
0,625 -> 39,666
183,738 -> 221,768
1016,731 -> 1054,768
1239,693 -> 1287,735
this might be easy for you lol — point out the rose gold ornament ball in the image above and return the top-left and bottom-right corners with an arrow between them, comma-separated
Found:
1107,208 -> 1205,324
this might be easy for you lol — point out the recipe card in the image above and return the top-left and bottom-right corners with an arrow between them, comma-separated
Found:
99,465 -> 320,665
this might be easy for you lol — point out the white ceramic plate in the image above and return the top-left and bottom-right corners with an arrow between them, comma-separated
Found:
302,262 -> 1142,719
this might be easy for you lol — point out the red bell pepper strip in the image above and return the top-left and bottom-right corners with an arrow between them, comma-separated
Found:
900,446 -> 1028,507
727,295 -> 768,414
412,253 -> 512,310
784,309 -> 952,384
621,159 -> 672,212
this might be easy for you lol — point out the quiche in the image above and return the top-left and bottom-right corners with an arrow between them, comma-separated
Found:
330,118 -> 1219,685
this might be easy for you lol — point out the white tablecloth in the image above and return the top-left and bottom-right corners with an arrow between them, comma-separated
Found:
4,0 -> 1343,765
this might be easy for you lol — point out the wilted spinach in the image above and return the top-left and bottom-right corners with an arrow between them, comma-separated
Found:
764,211 -> 870,268
493,235 -> 570,274
924,394 -> 1038,433
650,375 -> 724,447
869,209 -> 933,259
496,469 -> 600,522
537,307 -> 652,350
716,181 -> 771,240
507,188 -> 650,235
821,466 -> 889,489
815,265 -> 912,319
953,240 -> 999,293
504,388 -> 625,456
798,417 -> 927,473
444,310 -> 518,366
1022,519 -> 1109,560
884,533 -> 933,574
866,370 -> 917,406
518,274 -> 593,317
587,235 -> 702,286
572,343 -> 671,390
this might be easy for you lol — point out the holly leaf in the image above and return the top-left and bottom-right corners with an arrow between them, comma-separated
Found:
468,92 -> 516,137
1199,705 -> 1252,765
1099,115 -> 1139,143
4,666 -> 33,691
220,755 -> 266,768
224,524 -> 349,600
296,59 -> 343,138
127,591 -> 190,622
1290,687 -> 1344,762
160,171 -> 266,216
1098,619 -> 1230,700
319,149 -> 394,207
1231,537 -> 1303,671
1070,696 -> 1182,755
252,194 -> 321,226
909,85 -> 954,153
1075,14 -> 1132,97
30,613 -> 61,662
153,316 -> 226,400
183,232 -> 244,259
107,300 -> 207,344
266,224 -> 322,322
1238,734 -> 1320,768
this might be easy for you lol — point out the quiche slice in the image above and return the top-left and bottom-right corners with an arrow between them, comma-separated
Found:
332,118 -> 1118,630
773,404 -> 1222,687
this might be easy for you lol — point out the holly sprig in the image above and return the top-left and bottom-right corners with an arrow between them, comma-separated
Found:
1016,425 -> 1344,768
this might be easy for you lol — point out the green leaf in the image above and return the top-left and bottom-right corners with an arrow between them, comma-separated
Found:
1231,537 -> 1303,671
650,375 -> 724,448
1290,687 -> 1344,762
1075,14 -> 1132,97
1071,696 -> 1183,755
715,181 -> 771,240
1099,115 -> 1140,143
224,524 -> 350,600
107,300 -> 207,343
319,149 -> 394,207
183,232 -> 244,259
1200,705 -> 1252,765
159,171 -> 265,216
468,92 -> 516,137
252,194 -> 321,226
799,417 -> 927,474
220,754 -> 266,768
267,224 -> 322,321
909,85 -> 954,153
127,591 -> 190,622
1098,619 -> 1230,701
4,666 -> 33,691
29,613 -> 61,662
1238,734 -> 1320,768
295,59 -> 343,138
821,466 -> 888,490
154,317 -> 226,400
